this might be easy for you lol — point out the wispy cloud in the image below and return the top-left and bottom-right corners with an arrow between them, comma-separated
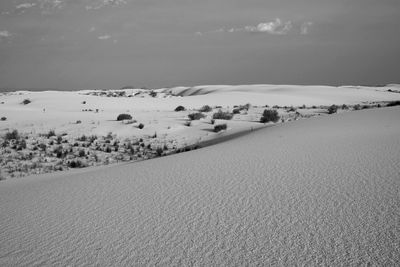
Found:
0,30 -> 11,38
0,30 -> 12,42
98,35 -> 111,40
197,18 -> 312,36
301,22 -> 313,35
16,3 -> 37,9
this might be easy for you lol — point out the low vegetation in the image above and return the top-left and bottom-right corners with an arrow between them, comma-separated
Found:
174,105 -> 186,112
117,114 -> 133,121
21,99 -> 31,105
212,110 -> 233,120
199,105 -> 212,112
387,100 -> 400,107
214,124 -> 227,132
260,109 -> 280,123
327,105 -> 338,114
188,112 -> 206,120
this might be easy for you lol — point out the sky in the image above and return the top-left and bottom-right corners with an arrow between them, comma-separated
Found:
0,0 -> 399,90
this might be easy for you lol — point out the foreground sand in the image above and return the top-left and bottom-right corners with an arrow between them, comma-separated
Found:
1,107 -> 399,265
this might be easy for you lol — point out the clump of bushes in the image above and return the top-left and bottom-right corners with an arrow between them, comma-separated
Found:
212,110 -> 233,120
138,123 -> 144,129
232,108 -> 240,114
341,104 -> 349,110
69,160 -> 83,168
387,101 -> 400,107
47,130 -> 56,138
1,117 -> 6,121
260,109 -> 280,123
21,99 -> 31,105
214,124 -> 227,132
188,112 -> 206,120
353,104 -> 361,110
5,130 -> 19,140
175,105 -> 186,112
199,105 -> 212,112
117,113 -> 132,121
76,120 -> 82,124
327,105 -> 338,114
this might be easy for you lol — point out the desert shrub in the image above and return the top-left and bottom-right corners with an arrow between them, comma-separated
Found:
117,113 -> 132,121
210,119 -> 215,125
138,123 -> 144,129
175,105 -> 186,111
1,117 -> 6,121
287,106 -> 296,112
54,146 -> 64,158
78,149 -> 85,157
212,110 -> 233,120
188,112 -> 206,120
149,91 -> 157,97
341,104 -> 349,110
362,105 -> 370,109
353,104 -> 361,110
69,160 -> 83,168
327,105 -> 338,114
156,147 -> 163,156
232,108 -> 240,114
272,105 -> 280,109
76,120 -> 82,124
387,101 -> 400,107
82,101 -> 86,104
21,99 -> 31,105
5,130 -> 19,140
77,135 -> 87,142
47,129 -> 56,138
260,109 -> 280,123
199,105 -> 212,112
39,143 -> 47,151
17,139 -> 27,150
184,121 -> 191,127
214,124 -> 227,132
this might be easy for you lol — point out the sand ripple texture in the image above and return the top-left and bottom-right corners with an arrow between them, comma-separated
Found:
1,107 -> 400,266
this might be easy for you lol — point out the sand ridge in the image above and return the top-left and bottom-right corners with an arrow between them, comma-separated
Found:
1,107 -> 399,265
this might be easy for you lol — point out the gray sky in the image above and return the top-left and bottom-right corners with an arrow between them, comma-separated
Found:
0,0 -> 399,90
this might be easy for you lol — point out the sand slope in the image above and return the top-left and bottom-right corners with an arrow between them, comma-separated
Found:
1,107 -> 400,266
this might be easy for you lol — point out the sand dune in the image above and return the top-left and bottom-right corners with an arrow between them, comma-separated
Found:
1,106 -> 399,265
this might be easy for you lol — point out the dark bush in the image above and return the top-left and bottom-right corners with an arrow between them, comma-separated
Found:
21,99 -> 31,105
69,160 -> 83,168
138,123 -> 144,129
214,124 -> 227,132
76,120 -> 82,124
387,101 -> 400,107
117,113 -> 132,121
212,110 -> 233,120
353,104 -> 361,110
156,147 -> 163,156
5,130 -> 19,140
1,117 -> 6,121
260,109 -> 280,123
175,105 -> 186,112
232,108 -> 240,114
188,112 -> 206,120
184,121 -> 191,127
199,105 -> 212,112
78,149 -> 85,157
47,130 -> 56,138
327,105 -> 338,114
341,104 -> 349,110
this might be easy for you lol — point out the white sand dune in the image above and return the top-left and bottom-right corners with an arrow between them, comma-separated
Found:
1,107 -> 399,265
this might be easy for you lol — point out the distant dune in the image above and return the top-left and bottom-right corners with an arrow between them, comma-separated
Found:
1,106 -> 399,265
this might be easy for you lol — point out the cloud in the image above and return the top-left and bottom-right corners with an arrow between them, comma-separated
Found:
243,19 -> 293,35
301,22 -> 313,35
0,30 -> 11,38
16,3 -> 37,9
89,26 -> 96,32
98,35 -> 111,40
0,30 -> 12,42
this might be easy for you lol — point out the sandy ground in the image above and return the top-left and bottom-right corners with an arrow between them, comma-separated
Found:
1,106 -> 399,266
